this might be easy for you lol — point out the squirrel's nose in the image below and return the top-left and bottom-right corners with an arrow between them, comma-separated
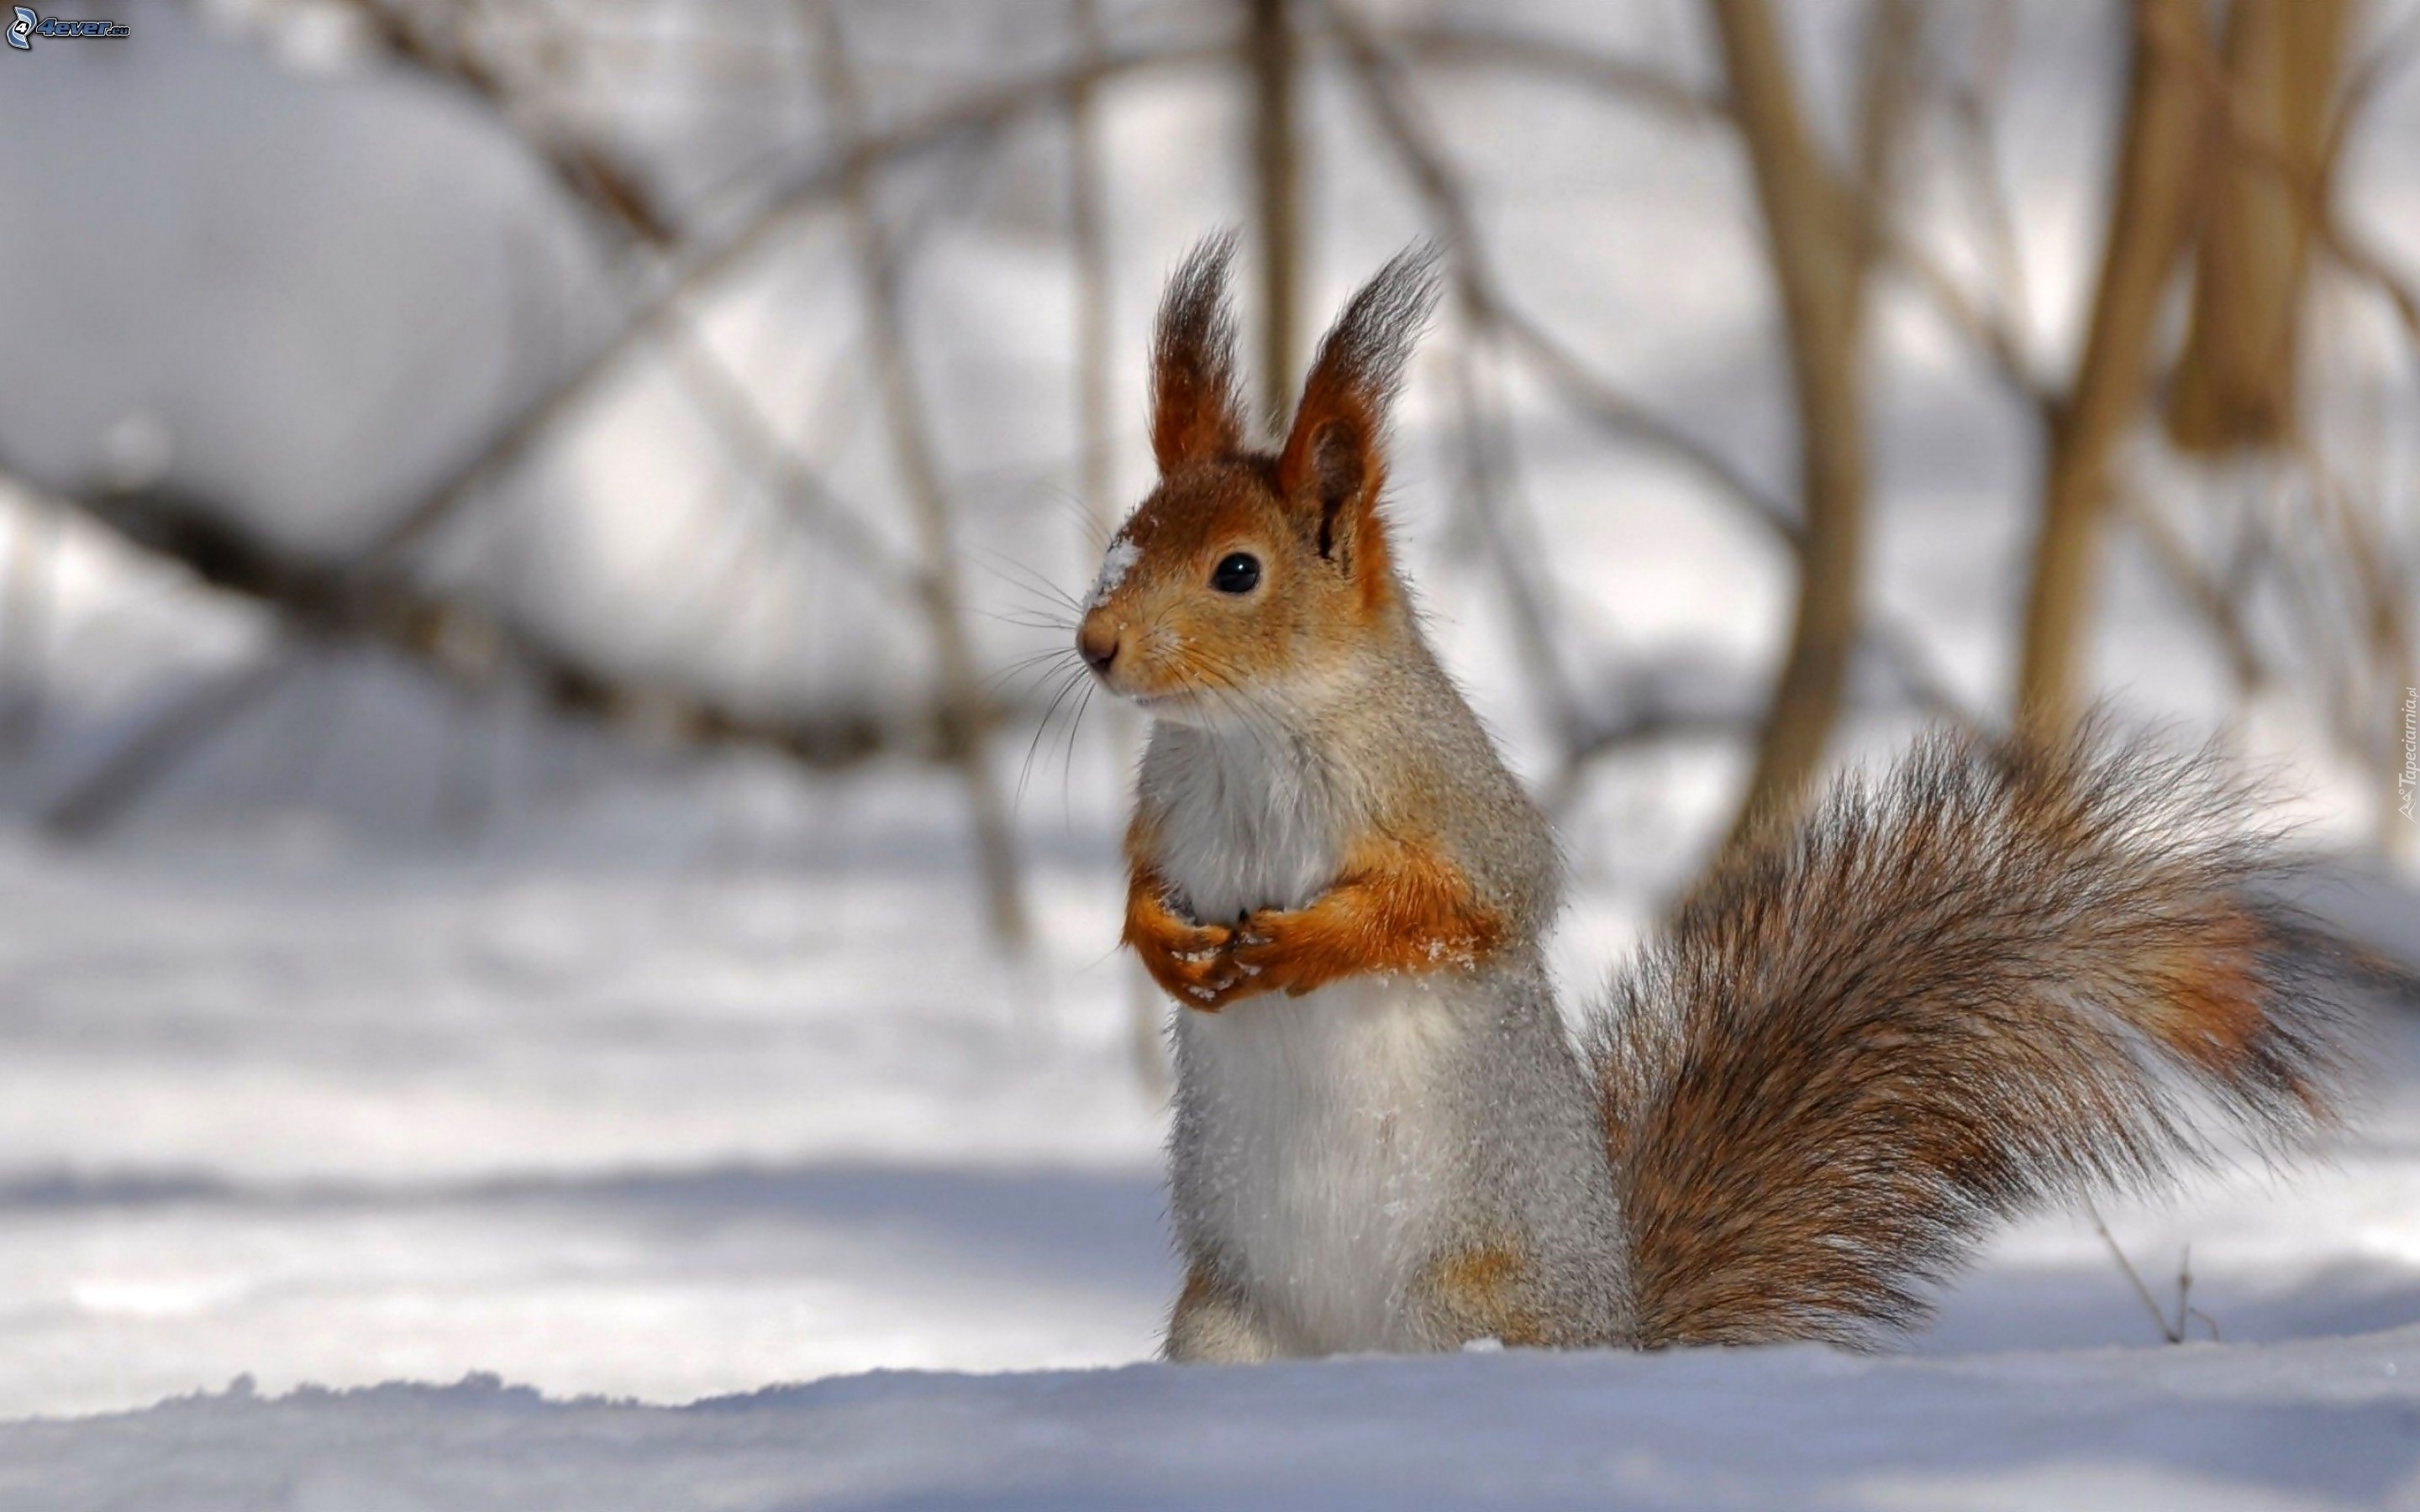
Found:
1077,619 -> 1119,675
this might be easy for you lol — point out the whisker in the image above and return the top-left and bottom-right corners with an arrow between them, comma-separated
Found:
1035,486 -> 1119,555
971,548 -> 1089,616
982,646 -> 1085,701
1059,679 -> 1098,832
1017,664 -> 1094,812
976,608 -> 1081,634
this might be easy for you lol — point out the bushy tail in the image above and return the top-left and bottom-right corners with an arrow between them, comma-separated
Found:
1592,724 -> 2399,1350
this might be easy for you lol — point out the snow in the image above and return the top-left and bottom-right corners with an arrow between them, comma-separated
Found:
0,770 -> 2412,1506
3,1324 -> 2418,1509
1086,536 -> 1143,611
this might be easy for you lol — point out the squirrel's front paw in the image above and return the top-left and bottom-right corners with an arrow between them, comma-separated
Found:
1232,908 -> 1328,998
1133,916 -> 1252,1010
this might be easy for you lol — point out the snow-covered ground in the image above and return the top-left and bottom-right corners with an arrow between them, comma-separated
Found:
11,1328 -> 2420,1511
0,763 -> 2412,1509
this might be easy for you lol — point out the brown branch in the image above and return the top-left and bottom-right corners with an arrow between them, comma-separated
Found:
1702,0 -> 1877,842
350,2 -> 985,598
1875,227 -> 2058,417
1323,1 -> 1798,545
1543,623 -> 1975,815
2165,0 -> 2356,451
0,495 -> 55,757
1249,0 -> 1306,429
1381,19 -> 1724,128
1066,0 -> 1169,1099
2118,484 -> 2271,695
1068,0 -> 1118,554
1944,16 -> 2043,377
1321,1 -> 1594,753
2015,0 -> 2212,731
811,0 -> 1030,951
655,321 -> 919,594
35,480 -> 904,835
1325,0 -> 1980,767
1449,316 -> 1588,750
1488,303 -> 1802,541
2143,3 -> 2420,352
365,37 -> 1225,570
45,643 -> 308,839
348,0 -> 679,245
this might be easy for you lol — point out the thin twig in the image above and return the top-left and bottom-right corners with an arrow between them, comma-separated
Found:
2087,1198 -> 2186,1344
1068,0 -> 1168,1095
0,492 -> 55,758
1325,0 -> 1982,762
44,644 -> 308,838
1381,19 -> 1725,128
2118,482 -> 2272,695
363,36 -> 1227,571
24,474 -> 907,833
810,0 -> 1030,952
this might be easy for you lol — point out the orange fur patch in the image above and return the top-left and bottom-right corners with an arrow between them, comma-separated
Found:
2140,906 -> 2270,1074
1424,1245 -> 1545,1347
1225,836 -> 1507,1000
1123,812 -> 1240,1009
1173,1264 -> 1221,1317
1122,817 -> 1504,1011
1126,864 -> 1237,1008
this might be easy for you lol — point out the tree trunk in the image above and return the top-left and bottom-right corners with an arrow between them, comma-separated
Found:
2016,0 -> 2211,730
2165,0 -> 2355,452
1705,0 -> 1872,844
1069,0 -> 1169,1091
813,2 -> 1031,952
1248,0 -> 1302,432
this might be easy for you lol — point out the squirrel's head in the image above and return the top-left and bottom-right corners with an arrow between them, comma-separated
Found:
1077,235 -> 1441,727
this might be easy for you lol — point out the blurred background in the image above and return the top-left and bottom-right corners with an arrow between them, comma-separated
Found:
0,0 -> 2413,1418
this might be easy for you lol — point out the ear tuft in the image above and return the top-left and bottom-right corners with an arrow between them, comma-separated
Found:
1277,244 -> 1444,590
1150,233 -> 1246,473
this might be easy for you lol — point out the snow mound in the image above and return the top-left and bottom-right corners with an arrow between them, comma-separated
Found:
7,1331 -> 2420,1511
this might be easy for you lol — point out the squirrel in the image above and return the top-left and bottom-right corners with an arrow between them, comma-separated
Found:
1075,234 -> 2393,1362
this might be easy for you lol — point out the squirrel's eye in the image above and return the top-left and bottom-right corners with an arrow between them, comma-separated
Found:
1212,552 -> 1261,595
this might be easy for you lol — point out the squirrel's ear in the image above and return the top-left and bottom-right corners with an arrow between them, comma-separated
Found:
1150,234 -> 1246,474
1276,245 -> 1442,593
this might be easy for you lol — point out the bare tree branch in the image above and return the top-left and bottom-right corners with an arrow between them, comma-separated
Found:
1067,0 -> 1167,1092
2144,2 -> 2420,350
1325,0 -> 1981,774
1381,19 -> 1724,127
1702,0 -> 1879,842
811,0 -> 1030,952
349,0 -> 680,245
1321,0 -> 1591,750
45,643 -> 308,838
2166,0 -> 2356,450
1249,0 -> 1306,430
2016,0 -> 2212,730
366,36 -> 1228,570
32,477 -> 908,834
0,494 -> 55,758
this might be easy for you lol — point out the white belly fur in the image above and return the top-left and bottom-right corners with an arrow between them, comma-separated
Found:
1150,717 -> 1468,1353
1177,971 -> 1470,1354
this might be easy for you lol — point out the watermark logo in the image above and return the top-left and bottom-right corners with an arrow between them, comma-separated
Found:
8,8 -> 130,49
2400,686 -> 2417,824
